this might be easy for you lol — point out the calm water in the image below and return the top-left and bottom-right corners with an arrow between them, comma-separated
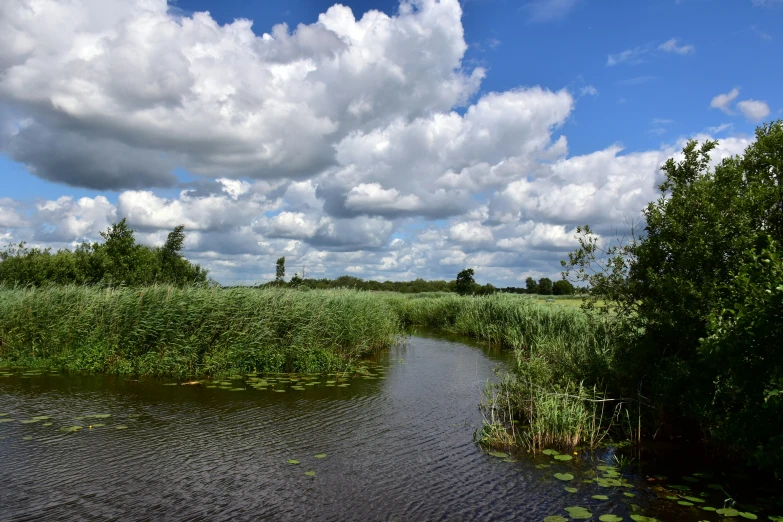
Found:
0,333 -> 770,521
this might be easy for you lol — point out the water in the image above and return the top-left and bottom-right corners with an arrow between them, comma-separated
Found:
0,334 -> 773,521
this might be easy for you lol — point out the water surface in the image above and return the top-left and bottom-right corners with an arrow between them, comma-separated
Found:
0,334 -> 758,521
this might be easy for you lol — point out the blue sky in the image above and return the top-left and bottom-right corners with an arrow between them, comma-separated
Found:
0,0 -> 780,284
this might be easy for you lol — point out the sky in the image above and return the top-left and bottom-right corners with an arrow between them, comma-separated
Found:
0,0 -> 781,286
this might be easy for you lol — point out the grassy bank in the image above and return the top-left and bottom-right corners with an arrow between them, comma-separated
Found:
385,292 -> 623,453
0,285 -> 399,376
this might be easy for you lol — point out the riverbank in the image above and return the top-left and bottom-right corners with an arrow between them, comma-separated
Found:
0,285 -> 399,376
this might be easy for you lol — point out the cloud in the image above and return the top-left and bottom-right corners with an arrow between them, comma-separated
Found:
737,99 -> 771,121
0,0 -> 483,189
524,0 -> 580,22
710,88 -> 740,114
658,38 -> 695,55
607,46 -> 649,66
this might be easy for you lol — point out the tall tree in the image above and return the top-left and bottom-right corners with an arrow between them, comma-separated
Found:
275,256 -> 286,283
525,276 -> 538,294
538,277 -> 553,295
455,268 -> 475,295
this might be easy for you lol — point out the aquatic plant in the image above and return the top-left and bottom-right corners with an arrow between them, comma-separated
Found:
0,285 -> 400,376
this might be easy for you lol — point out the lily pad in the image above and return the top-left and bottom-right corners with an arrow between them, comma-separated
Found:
624,492 -> 636,498
592,495 -> 609,500
42,422 -> 52,426
599,516 -> 624,522
564,487 -> 578,493
554,454 -> 573,461
554,473 -> 575,481
678,501 -> 694,506
22,435 -> 33,441
60,425 -> 83,433
90,423 -> 106,428
0,418 -> 15,423
287,459 -> 300,465
273,389 -> 286,393
487,451 -> 509,458
31,416 -> 51,420
683,496 -> 705,503
717,508 -> 740,517
544,517 -> 568,522
115,425 -> 128,430
304,470 -> 316,477
542,449 -> 560,455
19,419 -> 40,424
738,513 -> 757,520
768,517 -> 783,522
564,506 -> 592,520
314,453 -> 327,459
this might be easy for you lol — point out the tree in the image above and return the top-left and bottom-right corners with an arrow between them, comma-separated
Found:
455,268 -> 475,295
562,120 -> 783,469
537,277 -> 553,295
525,276 -> 538,294
290,272 -> 303,286
552,279 -> 575,295
275,256 -> 285,283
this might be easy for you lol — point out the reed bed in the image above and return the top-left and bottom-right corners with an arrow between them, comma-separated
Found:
0,285 -> 399,377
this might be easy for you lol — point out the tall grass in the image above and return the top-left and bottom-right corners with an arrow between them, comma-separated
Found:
0,285 -> 399,377
387,293 -> 624,453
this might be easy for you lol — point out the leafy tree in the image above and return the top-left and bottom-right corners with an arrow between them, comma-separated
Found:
562,120 -> 783,468
290,272 -> 303,286
455,268 -> 475,295
552,279 -> 575,295
275,257 -> 285,283
525,276 -> 538,294
537,277 -> 553,295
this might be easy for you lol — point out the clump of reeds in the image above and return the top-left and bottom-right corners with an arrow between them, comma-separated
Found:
0,285 -> 400,377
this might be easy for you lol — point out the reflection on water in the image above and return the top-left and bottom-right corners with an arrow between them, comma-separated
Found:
0,335 -> 758,521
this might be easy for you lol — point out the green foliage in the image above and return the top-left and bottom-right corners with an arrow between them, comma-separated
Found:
526,276 -> 538,294
0,219 -> 208,287
0,286 -> 399,376
275,256 -> 285,283
562,120 -> 783,470
455,268 -> 476,295
538,277 -> 553,295
552,280 -> 575,296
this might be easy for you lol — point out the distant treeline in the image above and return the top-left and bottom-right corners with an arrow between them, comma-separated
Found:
0,219 -> 208,287
251,276 -> 580,295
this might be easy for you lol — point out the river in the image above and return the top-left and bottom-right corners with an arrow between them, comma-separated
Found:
0,332 -> 768,521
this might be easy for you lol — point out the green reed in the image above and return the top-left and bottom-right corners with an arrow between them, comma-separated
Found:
0,285 -> 400,377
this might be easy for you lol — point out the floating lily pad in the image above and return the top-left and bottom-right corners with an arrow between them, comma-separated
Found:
702,507 -> 717,511
716,508 -> 740,517
598,465 -> 618,471
0,413 -> 7,417
564,487 -> 578,493
162,383 -> 178,386
624,492 -> 636,498
90,423 -> 105,428
599,516 -> 624,522
60,426 -> 83,433
273,390 -> 286,393
314,453 -> 327,459
678,501 -> 694,506
668,485 -> 691,491
115,425 -> 128,430
564,506 -> 592,520
768,516 -> 783,522
554,473 -> 575,481
304,470 -> 316,477
487,451 -> 509,458
287,459 -> 300,465
291,386 -> 306,391
31,416 -> 51,420
20,419 -> 40,424
554,454 -> 573,461
22,435 -> 33,441
42,422 -> 52,426
682,496 -> 705,503
0,418 -> 15,423
592,495 -> 609,500
544,517 -> 568,522
738,513 -> 757,520
542,449 -> 560,456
